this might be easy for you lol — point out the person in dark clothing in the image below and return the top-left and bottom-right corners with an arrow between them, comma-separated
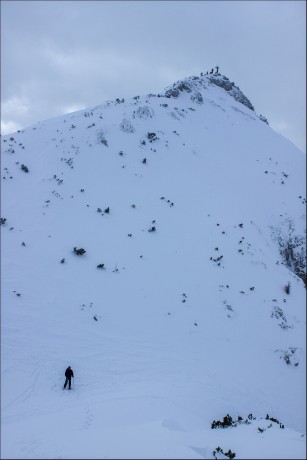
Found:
215,65 -> 219,74
63,366 -> 74,389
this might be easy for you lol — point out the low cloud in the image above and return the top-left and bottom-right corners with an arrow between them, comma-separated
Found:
1,96 -> 31,134
2,96 -> 30,117
1,120 -> 23,136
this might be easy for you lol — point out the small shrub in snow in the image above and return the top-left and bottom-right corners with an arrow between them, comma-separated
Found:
97,131 -> 108,146
210,255 -> 223,262
224,450 -> 236,459
271,306 -> 292,329
276,347 -> 299,366
21,164 -> 29,173
148,226 -> 156,232
284,352 -> 292,365
211,414 -> 233,429
165,87 -> 180,98
104,207 -> 110,214
284,282 -> 290,294
259,114 -> 269,124
142,158 -> 147,164
213,447 -> 236,459
120,119 -> 135,133
0,217 -> 7,226
73,247 -> 86,255
97,264 -> 105,269
147,132 -> 158,142
212,413 -> 258,431
190,90 -> 203,104
265,414 -> 284,428
135,106 -> 154,119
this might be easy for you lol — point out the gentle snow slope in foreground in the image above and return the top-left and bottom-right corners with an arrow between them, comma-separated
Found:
1,73 -> 306,459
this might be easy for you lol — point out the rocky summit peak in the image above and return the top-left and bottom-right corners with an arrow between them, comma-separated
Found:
164,70 -> 257,116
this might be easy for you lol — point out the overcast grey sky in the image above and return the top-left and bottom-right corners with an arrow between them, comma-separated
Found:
1,1 -> 306,152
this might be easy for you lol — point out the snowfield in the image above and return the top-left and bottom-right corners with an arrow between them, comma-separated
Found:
1,73 -> 306,459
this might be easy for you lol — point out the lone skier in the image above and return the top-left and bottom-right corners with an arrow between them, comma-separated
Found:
63,366 -> 74,390
215,65 -> 219,74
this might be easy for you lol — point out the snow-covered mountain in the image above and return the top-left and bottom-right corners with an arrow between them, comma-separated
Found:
1,72 -> 306,459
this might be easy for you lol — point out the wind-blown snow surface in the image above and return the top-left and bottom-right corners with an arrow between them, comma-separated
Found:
1,74 -> 306,459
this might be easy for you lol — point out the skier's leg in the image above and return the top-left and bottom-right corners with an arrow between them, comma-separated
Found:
64,378 -> 68,389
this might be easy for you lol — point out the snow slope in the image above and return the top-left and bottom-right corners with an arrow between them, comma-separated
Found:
1,73 -> 306,459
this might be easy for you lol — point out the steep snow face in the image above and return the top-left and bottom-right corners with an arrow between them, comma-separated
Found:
1,73 -> 306,459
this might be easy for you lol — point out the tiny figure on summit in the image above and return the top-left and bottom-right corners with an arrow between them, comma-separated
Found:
63,365 -> 74,390
210,68 -> 214,74
215,65 -> 219,74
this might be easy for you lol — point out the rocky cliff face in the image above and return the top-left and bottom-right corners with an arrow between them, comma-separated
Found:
163,73 -> 255,113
